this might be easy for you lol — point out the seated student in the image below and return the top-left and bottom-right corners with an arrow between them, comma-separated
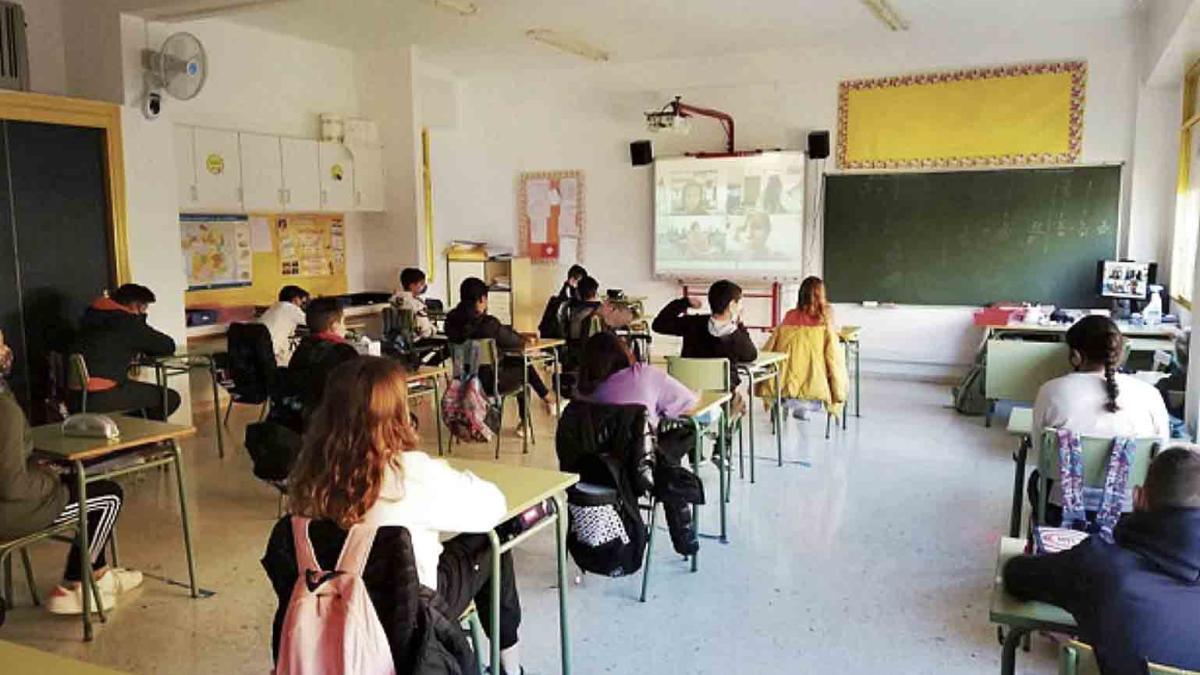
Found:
0,331 -> 142,615
282,297 -> 359,424
263,357 -> 522,674
1003,447 -> 1200,673
538,264 -> 588,338
562,276 -> 634,340
390,267 -> 437,340
73,283 -> 179,420
446,277 -> 558,434
1030,316 -> 1169,524
257,285 -> 310,366
781,276 -> 836,329
576,331 -> 699,554
651,279 -> 758,393
765,276 -> 847,420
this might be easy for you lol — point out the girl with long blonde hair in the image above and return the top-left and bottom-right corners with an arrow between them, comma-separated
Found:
782,276 -> 834,327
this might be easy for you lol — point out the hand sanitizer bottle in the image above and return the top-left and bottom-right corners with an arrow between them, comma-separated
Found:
1144,284 -> 1164,326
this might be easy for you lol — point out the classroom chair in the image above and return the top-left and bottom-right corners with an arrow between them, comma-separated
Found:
221,322 -> 277,426
983,340 -> 1071,427
447,339 -> 527,460
66,353 -> 152,419
459,602 -> 486,675
0,520 -> 104,635
666,356 -> 743,494
1059,640 -> 1199,675
382,307 -> 444,368
1032,429 -> 1161,526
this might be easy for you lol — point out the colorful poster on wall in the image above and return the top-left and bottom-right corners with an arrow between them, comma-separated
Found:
518,170 -> 585,264
181,215 -> 253,290
277,215 -> 345,277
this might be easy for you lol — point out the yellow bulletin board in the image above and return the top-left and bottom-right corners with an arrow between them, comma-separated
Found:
185,213 -> 347,308
837,61 -> 1086,170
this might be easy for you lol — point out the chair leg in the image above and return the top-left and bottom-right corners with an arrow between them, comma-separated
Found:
2,553 -> 12,608
20,548 -> 39,606
467,611 -> 486,675
640,499 -> 658,603
223,398 -> 235,427
108,526 -> 120,568
825,413 -> 832,440
494,399 -> 505,460
258,402 -> 269,422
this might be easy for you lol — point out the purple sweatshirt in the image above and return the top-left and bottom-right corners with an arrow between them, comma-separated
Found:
586,363 -> 698,427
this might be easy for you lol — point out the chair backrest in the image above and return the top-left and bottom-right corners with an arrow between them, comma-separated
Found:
666,356 -> 731,393
448,339 -> 500,390
985,340 -> 1071,402
226,323 -> 278,396
1038,429 -> 1160,493
1060,640 -> 1199,675
67,353 -> 89,390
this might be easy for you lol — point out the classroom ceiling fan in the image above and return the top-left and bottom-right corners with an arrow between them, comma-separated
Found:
141,31 -> 208,118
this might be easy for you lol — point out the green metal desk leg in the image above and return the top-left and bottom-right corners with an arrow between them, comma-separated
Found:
553,348 -> 562,408
639,499 -> 657,602
209,361 -> 224,458
1009,437 -> 1029,538
553,493 -> 572,675
774,366 -> 783,466
690,419 -> 701,573
433,377 -> 444,456
156,365 -> 168,421
521,356 -> 531,454
171,441 -> 199,598
487,530 -> 502,672
74,460 -> 102,640
743,369 -> 753,483
719,407 -> 728,544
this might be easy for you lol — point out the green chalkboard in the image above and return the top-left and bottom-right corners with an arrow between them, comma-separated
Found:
823,166 -> 1120,307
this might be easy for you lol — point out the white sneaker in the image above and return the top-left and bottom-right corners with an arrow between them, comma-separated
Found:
45,583 -> 115,615
515,425 -> 528,439
94,568 -> 144,596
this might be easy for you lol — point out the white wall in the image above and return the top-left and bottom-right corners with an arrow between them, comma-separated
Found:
19,0 -> 67,95
427,17 -> 1142,378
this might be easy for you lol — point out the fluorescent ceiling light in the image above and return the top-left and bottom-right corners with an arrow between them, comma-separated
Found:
139,0 -> 290,22
860,0 -> 909,31
432,0 -> 479,17
526,29 -> 611,62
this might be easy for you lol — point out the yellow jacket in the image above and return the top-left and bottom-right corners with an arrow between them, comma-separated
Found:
755,324 -> 848,417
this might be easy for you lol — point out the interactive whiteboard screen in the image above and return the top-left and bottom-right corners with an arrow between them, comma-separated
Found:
653,152 -> 805,279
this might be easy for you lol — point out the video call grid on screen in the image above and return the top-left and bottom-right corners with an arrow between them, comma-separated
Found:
653,152 -> 805,279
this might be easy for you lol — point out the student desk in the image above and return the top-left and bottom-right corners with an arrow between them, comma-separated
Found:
736,351 -> 788,482
678,391 -> 734,557
0,639 -> 130,673
989,537 -> 1078,675
504,338 -> 564,455
445,459 -> 577,675
838,325 -> 863,426
406,365 -> 447,455
144,352 -> 224,458
31,417 -> 199,641
983,323 -> 1176,427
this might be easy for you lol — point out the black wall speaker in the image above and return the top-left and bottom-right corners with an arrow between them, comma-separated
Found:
807,131 -> 830,160
630,140 -> 653,166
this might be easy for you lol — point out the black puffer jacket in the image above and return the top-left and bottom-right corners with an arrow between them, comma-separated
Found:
262,518 -> 474,674
556,400 -> 654,497
76,297 -> 175,386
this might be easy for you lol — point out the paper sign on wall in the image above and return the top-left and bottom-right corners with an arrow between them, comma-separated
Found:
518,170 -> 585,264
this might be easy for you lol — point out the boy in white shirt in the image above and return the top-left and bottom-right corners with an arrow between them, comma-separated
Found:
258,285 -> 309,366
391,268 -> 436,339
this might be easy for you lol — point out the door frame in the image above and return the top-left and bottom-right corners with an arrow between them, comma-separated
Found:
0,90 -> 129,285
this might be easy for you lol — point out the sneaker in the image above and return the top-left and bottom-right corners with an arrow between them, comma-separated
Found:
792,406 -> 810,421
46,583 -> 115,615
94,568 -> 144,596
515,425 -> 528,439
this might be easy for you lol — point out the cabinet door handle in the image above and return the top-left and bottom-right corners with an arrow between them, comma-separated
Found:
190,185 -> 198,202
321,189 -> 328,205
355,191 -> 362,206
237,187 -> 243,202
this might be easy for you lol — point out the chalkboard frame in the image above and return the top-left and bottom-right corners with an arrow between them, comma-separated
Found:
822,164 -> 1122,308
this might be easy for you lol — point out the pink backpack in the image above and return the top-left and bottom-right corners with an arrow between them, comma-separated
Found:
276,517 -> 396,675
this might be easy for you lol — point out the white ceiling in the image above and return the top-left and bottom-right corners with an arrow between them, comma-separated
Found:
213,0 -> 1138,71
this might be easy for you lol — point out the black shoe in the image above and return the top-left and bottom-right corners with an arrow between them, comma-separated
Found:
662,500 -> 699,556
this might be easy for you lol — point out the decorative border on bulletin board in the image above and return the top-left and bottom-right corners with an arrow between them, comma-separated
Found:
836,61 -> 1086,170
517,170 -> 586,265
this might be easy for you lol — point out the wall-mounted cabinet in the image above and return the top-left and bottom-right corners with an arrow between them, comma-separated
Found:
174,124 -> 382,215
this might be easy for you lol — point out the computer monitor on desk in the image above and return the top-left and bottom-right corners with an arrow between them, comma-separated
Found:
1098,260 -> 1156,318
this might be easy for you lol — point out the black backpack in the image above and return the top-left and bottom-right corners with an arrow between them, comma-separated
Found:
563,455 -> 648,577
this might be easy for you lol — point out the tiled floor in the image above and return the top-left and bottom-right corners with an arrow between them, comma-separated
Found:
2,377 -> 1059,674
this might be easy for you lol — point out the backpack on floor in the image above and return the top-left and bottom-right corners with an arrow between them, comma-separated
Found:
952,344 -> 988,416
276,517 -> 395,675
440,342 -> 499,443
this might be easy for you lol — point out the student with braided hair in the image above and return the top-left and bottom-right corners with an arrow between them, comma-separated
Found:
1030,315 -> 1169,525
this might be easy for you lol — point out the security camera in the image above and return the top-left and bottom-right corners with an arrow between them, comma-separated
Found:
143,90 -> 163,120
